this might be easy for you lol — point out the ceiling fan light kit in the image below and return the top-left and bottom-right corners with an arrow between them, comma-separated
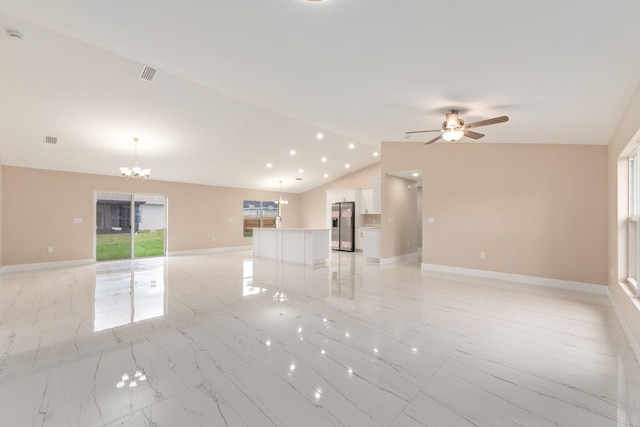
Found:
404,109 -> 509,145
442,130 -> 464,142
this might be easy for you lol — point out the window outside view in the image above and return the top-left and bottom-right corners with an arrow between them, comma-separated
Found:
243,200 -> 277,237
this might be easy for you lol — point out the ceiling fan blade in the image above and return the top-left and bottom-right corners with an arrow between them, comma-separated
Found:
464,116 -> 509,129
404,129 -> 441,137
464,130 -> 484,139
425,135 -> 442,145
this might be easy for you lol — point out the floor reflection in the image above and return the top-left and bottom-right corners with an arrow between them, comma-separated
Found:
329,251 -> 357,300
242,258 -> 267,296
94,259 -> 167,332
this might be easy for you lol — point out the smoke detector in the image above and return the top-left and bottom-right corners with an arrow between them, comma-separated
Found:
7,30 -> 24,40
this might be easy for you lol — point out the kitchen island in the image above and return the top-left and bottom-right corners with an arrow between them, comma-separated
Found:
252,228 -> 330,265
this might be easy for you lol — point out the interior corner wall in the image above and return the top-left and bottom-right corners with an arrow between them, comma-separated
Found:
417,186 -> 423,249
382,141 -> 608,286
380,174 -> 418,259
1,166 -> 301,267
299,163 -> 381,229
608,80 -> 640,349
0,163 -> 3,269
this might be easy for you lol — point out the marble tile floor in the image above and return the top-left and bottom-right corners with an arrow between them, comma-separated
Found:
1,250 -> 640,426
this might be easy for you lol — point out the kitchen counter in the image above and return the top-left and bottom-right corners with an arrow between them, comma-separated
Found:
252,228 -> 330,265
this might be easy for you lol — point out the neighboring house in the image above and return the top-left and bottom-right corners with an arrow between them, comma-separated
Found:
96,193 -> 166,234
96,199 -> 145,234
139,203 -> 165,231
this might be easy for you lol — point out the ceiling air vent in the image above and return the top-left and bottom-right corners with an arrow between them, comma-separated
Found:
43,136 -> 57,145
139,65 -> 158,82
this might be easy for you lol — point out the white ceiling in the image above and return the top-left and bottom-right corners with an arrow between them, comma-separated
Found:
1,1 -> 640,193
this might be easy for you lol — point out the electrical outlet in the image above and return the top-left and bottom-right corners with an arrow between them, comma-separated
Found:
212,237 -> 216,242
480,252 -> 486,259
48,247 -> 54,253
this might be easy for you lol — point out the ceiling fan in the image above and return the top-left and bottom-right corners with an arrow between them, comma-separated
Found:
404,109 -> 509,145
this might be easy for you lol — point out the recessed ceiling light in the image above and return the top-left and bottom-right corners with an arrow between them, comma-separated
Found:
298,169 -> 304,174
316,132 -> 324,140
321,157 -> 327,162
290,150 -> 296,155
412,173 -> 419,177
373,152 -> 379,157
324,173 -> 329,178
266,163 -> 272,168
345,164 -> 350,168
348,143 -> 354,149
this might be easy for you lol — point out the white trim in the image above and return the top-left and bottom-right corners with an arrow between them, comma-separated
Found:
167,245 -> 252,257
420,263 -> 608,295
380,252 -> 418,265
608,288 -> 640,363
1,258 -> 94,274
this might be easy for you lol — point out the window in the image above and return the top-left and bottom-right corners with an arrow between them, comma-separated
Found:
243,200 -> 277,237
629,147 -> 640,295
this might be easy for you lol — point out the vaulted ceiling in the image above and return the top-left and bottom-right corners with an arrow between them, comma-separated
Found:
1,1 -> 639,192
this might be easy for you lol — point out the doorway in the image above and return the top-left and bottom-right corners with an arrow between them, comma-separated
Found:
95,192 -> 167,261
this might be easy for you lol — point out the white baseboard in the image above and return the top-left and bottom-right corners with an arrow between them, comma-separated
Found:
1,258 -> 95,274
421,263 -> 608,295
608,287 -> 640,363
167,245 -> 252,257
380,252 -> 418,265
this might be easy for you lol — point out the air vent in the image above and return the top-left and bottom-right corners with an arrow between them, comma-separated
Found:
139,65 -> 158,82
295,177 -> 303,181
44,136 -> 57,145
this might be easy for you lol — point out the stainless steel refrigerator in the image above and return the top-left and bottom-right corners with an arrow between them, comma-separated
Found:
331,202 -> 355,252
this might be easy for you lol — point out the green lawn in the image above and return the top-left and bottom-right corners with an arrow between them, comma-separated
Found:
96,230 -> 165,261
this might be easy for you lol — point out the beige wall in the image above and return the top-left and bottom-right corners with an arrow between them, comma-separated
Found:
2,166 -> 300,267
0,163 -> 3,268
382,141 -> 608,285
608,81 -> 640,348
299,163 -> 381,228
381,174 -> 418,259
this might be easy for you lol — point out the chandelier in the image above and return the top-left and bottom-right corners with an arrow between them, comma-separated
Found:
120,138 -> 150,179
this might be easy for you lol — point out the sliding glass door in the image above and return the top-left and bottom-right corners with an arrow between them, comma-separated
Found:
96,192 -> 167,261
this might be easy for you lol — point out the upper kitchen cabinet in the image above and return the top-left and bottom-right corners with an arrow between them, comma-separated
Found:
326,189 -> 358,204
360,188 -> 373,214
372,177 -> 381,213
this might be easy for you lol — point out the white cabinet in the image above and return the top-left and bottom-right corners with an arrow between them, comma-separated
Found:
253,228 -> 330,265
326,189 -> 358,204
360,188 -> 373,214
372,177 -> 381,213
355,228 -> 362,251
362,228 -> 381,260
